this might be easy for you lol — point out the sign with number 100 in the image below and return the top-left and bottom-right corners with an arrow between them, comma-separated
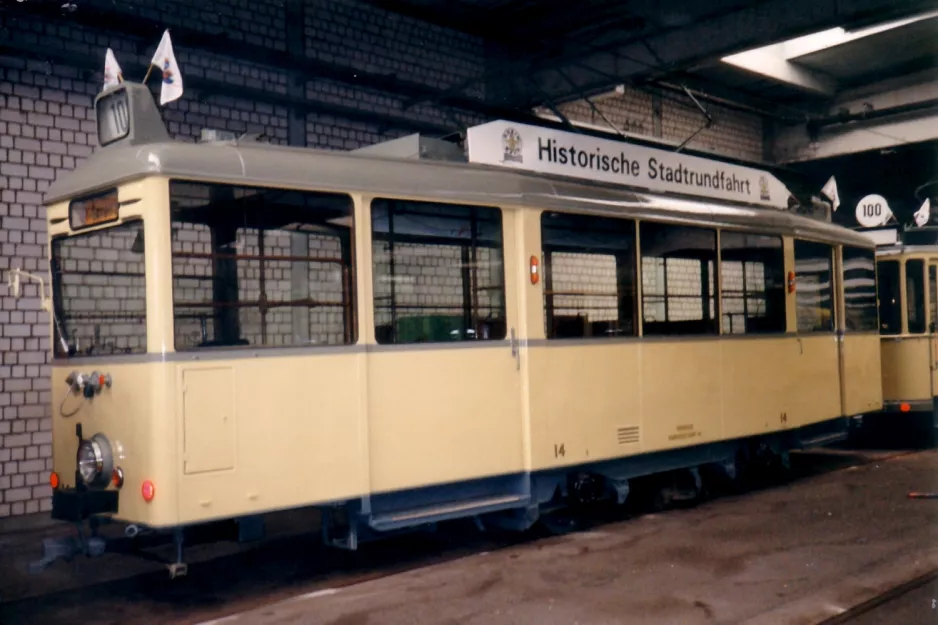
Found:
855,194 -> 893,228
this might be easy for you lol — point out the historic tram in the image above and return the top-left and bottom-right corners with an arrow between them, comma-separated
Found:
16,83 -> 882,575
867,227 -> 938,445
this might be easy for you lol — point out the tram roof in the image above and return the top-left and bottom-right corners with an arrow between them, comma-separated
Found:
44,137 -> 873,247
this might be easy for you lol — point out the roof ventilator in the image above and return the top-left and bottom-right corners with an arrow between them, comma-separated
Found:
350,133 -> 467,163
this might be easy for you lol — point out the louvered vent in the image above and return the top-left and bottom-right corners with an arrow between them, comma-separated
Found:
617,426 -> 640,445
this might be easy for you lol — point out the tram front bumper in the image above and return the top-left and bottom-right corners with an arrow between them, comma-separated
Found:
51,487 -> 119,522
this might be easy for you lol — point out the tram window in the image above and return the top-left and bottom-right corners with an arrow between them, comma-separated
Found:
371,199 -> 506,344
930,266 -> 937,333
719,231 -> 785,334
842,246 -> 878,332
876,260 -> 901,335
794,240 -> 834,333
907,259 -> 926,334
640,222 -> 717,336
541,212 -> 636,339
50,221 -> 147,357
169,181 -> 356,349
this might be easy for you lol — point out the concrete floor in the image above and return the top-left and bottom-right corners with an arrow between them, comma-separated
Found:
1,448 -> 935,625
191,449 -> 938,625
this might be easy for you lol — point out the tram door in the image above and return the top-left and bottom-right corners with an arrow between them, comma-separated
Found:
365,199 -> 527,499
837,245 -> 883,418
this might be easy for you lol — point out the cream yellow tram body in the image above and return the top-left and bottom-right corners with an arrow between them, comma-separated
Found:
869,236 -> 938,444
35,84 -> 881,562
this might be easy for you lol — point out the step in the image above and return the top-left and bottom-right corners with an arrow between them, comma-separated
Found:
368,493 -> 530,532
800,430 -> 849,448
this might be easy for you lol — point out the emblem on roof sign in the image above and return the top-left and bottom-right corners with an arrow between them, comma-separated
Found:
501,127 -> 523,163
759,175 -> 770,201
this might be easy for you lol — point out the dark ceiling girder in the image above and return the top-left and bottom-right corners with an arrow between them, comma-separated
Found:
345,0 -> 496,36
401,3 -> 660,110
837,56 -> 938,90
471,1 -> 759,87
403,1 -> 762,112
809,98 -> 938,131
497,0 -> 938,108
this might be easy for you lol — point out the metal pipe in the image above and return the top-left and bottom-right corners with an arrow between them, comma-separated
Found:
810,98 -> 938,129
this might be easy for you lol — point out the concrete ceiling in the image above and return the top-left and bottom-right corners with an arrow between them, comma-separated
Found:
791,15 -> 938,85
360,0 -> 938,116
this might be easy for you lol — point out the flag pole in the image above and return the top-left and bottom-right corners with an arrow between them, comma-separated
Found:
142,64 -> 153,84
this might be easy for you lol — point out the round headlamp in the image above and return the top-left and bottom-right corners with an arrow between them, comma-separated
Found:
76,433 -> 114,489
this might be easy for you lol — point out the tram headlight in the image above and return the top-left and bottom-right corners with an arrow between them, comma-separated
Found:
77,434 -> 114,488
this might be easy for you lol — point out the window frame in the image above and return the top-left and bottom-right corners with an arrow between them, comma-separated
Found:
841,245 -> 879,333
793,238 -> 836,334
639,220 -> 719,337
540,211 -> 638,340
370,197 -> 507,345
718,229 -> 786,336
50,217 -> 149,358
906,258 -> 927,335
930,263 -> 937,334
167,179 -> 358,351
876,258 -> 902,336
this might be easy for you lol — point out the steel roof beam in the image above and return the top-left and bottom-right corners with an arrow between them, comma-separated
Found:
498,0 -> 938,108
771,70 -> 938,163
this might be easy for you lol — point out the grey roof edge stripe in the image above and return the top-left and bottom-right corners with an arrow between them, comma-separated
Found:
51,340 -> 508,365
43,141 -> 872,248
51,330 -> 879,367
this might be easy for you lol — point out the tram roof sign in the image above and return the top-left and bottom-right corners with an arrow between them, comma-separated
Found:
466,120 -> 793,210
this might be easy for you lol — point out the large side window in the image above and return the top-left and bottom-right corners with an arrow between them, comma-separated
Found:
877,260 -> 901,335
541,212 -> 636,339
371,199 -> 505,344
50,220 -> 147,357
169,181 -> 356,349
907,259 -> 926,334
640,222 -> 717,336
719,231 -> 785,334
794,240 -> 834,333
842,246 -> 878,332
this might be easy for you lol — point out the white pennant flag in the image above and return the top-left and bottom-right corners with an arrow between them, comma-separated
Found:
103,48 -> 123,90
820,176 -> 840,212
914,198 -> 931,227
149,30 -> 183,105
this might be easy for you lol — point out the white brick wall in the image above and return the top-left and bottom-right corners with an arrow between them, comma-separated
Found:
171,227 -> 349,348
660,97 -> 764,163
372,243 -> 503,335
548,252 -> 619,324
53,224 -> 148,355
0,0 -> 487,519
642,257 -> 716,323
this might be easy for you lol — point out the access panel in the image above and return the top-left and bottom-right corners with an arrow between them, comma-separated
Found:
181,366 -> 236,474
